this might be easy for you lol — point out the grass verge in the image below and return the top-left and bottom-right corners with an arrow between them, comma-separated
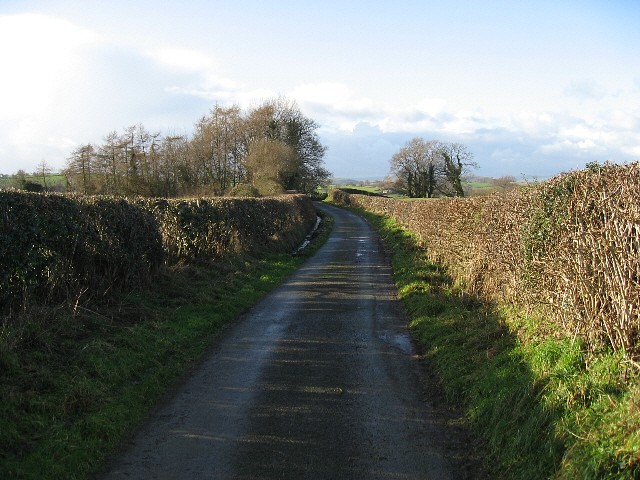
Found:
343,204 -> 639,480
0,210 -> 333,480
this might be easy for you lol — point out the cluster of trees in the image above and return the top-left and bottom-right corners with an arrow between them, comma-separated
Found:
65,98 -> 330,197
389,137 -> 476,198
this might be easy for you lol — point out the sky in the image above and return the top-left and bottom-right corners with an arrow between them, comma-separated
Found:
1,0 -> 639,180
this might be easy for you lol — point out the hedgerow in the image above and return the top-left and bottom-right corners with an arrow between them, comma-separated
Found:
331,161 -> 640,356
0,192 -> 316,314
332,163 -> 640,478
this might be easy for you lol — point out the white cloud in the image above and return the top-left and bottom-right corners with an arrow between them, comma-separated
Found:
291,82 -> 350,104
0,10 -> 637,179
291,82 -> 376,114
564,80 -> 607,101
148,47 -> 246,100
149,48 -> 218,73
299,79 -> 640,178
164,84 -> 276,111
625,145 -> 640,157
0,14 -> 105,171
508,112 -> 555,136
153,48 -> 280,109
414,98 -> 447,117
291,84 -> 495,138
289,82 -> 381,131
0,14 -> 99,116
0,14 -> 253,172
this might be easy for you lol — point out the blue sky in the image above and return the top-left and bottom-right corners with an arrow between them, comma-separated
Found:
1,1 -> 639,179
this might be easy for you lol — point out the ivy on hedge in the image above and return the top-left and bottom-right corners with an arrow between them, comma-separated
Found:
0,192 -> 316,314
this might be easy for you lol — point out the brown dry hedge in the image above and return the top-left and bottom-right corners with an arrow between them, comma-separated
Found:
332,162 -> 640,355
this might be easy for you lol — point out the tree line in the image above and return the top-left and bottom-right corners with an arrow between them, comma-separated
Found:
389,137 -> 476,197
64,98 -> 330,197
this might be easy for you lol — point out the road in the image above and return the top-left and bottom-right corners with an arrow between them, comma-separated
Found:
102,203 -> 482,479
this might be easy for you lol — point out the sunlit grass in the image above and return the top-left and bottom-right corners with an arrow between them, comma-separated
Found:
349,206 -> 639,480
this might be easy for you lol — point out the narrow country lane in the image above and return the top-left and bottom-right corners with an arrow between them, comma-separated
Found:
102,203 -> 482,480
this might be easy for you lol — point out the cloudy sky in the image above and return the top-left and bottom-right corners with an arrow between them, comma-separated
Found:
1,1 -> 639,179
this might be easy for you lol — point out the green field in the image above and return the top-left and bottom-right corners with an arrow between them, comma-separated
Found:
333,181 -> 504,198
340,184 -> 382,193
0,174 -> 67,190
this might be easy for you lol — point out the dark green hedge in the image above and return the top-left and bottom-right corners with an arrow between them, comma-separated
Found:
0,192 -> 316,314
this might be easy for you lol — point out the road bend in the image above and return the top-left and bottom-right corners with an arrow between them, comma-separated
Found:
102,203 -> 481,480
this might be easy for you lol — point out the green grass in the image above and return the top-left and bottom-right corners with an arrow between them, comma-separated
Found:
333,181 -> 501,198
341,204 -> 640,479
0,174 -> 67,190
0,211 -> 333,479
340,184 -> 382,193
465,180 -> 496,195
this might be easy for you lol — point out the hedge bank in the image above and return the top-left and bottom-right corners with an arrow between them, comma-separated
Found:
331,162 -> 640,356
331,164 -> 640,478
0,192 -> 316,314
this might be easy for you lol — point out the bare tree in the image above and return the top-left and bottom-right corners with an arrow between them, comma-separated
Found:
245,98 -> 329,194
245,138 -> 296,195
389,138 -> 476,198
35,159 -> 52,190
435,142 -> 476,197
491,175 -> 518,192
62,96 -> 329,197
94,131 -> 125,194
158,134 -> 190,197
390,138 -> 441,198
65,144 -> 96,194
190,105 -> 246,194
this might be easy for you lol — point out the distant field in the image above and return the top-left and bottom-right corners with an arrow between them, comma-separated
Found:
340,185 -> 383,194
334,181 -> 503,198
466,181 -> 498,195
0,174 -> 67,190
0,176 -> 15,188
2,176 -> 511,196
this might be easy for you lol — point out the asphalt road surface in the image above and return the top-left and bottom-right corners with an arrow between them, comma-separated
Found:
102,203 -> 483,480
